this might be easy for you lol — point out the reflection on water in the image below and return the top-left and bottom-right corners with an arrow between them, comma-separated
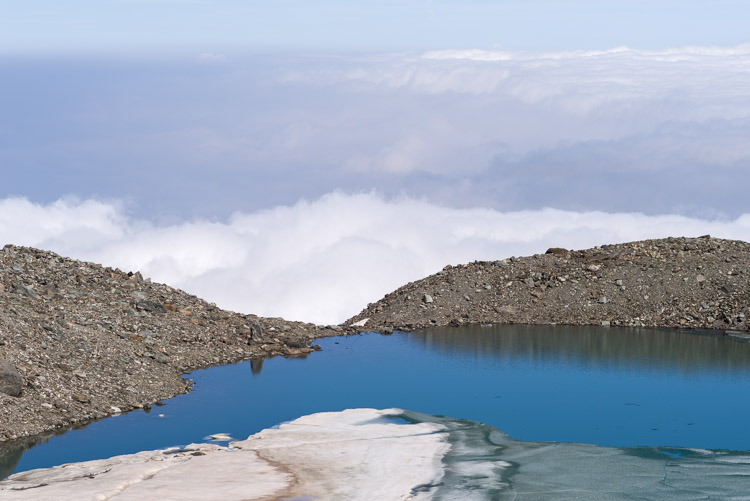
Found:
249,358 -> 264,375
4,325 -> 750,480
0,443 -> 23,481
414,325 -> 750,374
0,430 -> 65,480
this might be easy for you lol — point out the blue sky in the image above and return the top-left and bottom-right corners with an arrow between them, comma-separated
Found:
2,0 -> 750,54
2,1 -> 750,322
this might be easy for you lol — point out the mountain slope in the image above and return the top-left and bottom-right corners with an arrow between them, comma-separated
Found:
0,245 -> 348,442
348,237 -> 750,336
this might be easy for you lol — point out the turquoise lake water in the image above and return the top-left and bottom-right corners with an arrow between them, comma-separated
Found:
4,325 -> 750,489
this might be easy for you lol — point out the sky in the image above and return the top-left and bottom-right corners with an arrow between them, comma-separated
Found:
2,1 -> 750,323
3,1 -> 750,53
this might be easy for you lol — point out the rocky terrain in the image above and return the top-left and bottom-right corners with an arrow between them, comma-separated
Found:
0,245 -> 354,443
348,236 -> 750,337
2,236 -> 749,460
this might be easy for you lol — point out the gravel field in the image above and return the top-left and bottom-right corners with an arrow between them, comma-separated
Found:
348,236 -> 750,336
0,245 -> 352,443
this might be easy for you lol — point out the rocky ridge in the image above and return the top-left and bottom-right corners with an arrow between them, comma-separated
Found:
0,245 -> 354,442
3,236 -> 750,450
348,236 -> 750,337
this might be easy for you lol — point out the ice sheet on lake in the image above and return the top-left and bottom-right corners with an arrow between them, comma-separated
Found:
2,408 -> 749,500
0,408 -> 448,500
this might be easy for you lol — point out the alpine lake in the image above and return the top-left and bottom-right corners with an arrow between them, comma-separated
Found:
3,324 -> 750,497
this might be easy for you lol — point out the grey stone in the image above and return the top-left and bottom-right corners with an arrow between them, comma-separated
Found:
135,300 -> 166,313
14,283 -> 39,299
285,339 -> 308,349
523,278 -> 535,287
598,296 -> 608,304
72,393 -> 89,403
250,322 -> 264,342
423,294 -> 433,304
0,360 -> 23,397
495,305 -> 517,315
696,274 -> 706,283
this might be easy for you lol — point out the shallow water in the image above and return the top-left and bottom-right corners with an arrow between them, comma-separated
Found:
4,325 -> 750,482
408,408 -> 750,500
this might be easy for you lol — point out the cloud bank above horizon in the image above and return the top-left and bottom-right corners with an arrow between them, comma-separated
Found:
3,44 -> 750,220
4,43 -> 750,323
3,194 -> 749,325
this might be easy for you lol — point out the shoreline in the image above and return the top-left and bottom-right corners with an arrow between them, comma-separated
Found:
2,236 -> 749,454
0,244 -> 357,445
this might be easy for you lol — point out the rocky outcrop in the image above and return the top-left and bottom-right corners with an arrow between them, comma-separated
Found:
348,236 -> 750,335
0,361 -> 22,397
0,245 -> 353,441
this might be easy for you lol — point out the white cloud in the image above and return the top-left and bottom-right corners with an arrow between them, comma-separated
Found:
197,52 -> 226,62
5,46 -> 750,217
266,45 -> 750,185
363,45 -> 750,103
3,194 -> 750,325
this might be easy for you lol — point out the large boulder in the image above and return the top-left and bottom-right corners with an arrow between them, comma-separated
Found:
0,360 -> 23,397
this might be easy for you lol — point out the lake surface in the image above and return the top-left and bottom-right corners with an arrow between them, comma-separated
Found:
4,325 -> 750,486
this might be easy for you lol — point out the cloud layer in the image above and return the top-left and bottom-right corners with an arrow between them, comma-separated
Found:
3,194 -> 749,324
3,45 -> 750,219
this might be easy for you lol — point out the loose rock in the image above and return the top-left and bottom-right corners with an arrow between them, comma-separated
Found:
346,237 -> 750,336
0,361 -> 23,397
0,244 -> 356,443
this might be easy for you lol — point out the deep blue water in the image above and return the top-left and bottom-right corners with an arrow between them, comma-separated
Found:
5,325 -> 750,479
